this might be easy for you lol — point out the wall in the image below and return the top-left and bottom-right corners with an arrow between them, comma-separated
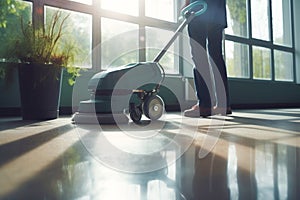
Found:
1,64 -> 299,117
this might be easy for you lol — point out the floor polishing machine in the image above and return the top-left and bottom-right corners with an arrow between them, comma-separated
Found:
72,1 -> 207,124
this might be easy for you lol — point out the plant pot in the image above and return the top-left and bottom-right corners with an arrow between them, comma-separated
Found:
18,63 -> 63,120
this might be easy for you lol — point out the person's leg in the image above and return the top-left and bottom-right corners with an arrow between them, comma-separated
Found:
207,25 -> 231,114
184,21 -> 214,117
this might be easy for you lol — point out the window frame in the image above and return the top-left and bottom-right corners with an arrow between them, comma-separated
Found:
225,0 -> 296,82
19,0 -> 180,74
14,0 -> 296,79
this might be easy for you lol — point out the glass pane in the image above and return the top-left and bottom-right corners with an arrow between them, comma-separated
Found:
145,27 -> 179,74
225,41 -> 249,78
101,0 -> 138,16
274,50 -> 293,81
253,46 -> 271,80
0,1 -> 32,61
46,7 -> 92,68
272,0 -> 292,47
67,0 -> 92,5
101,18 -> 138,69
251,0 -> 270,41
145,0 -> 175,22
226,0 -> 248,38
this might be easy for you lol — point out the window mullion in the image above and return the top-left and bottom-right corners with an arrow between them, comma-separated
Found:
139,0 -> 146,62
32,0 -> 44,30
247,0 -> 254,79
269,0 -> 275,81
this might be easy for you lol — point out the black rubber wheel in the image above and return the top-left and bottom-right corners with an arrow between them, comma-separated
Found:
143,95 -> 164,120
130,106 -> 142,123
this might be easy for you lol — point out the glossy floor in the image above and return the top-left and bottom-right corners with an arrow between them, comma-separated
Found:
0,109 -> 299,200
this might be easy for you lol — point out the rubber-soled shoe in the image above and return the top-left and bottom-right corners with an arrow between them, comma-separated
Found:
184,105 -> 212,118
212,107 -> 232,116
183,105 -> 200,118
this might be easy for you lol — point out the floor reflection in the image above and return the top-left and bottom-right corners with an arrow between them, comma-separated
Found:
0,109 -> 299,200
2,134 -> 299,200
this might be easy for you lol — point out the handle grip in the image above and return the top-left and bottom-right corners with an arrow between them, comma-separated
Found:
180,0 -> 207,19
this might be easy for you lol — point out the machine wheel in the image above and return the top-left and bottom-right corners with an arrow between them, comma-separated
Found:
143,95 -> 164,120
129,104 -> 142,123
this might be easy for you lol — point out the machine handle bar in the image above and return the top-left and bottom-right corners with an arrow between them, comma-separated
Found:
153,0 -> 207,63
180,0 -> 207,19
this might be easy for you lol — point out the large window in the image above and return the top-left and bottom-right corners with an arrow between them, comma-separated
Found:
226,0 -> 295,82
1,0 -> 295,78
1,0 -> 179,73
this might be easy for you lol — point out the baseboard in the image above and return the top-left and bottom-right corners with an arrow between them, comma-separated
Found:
231,103 -> 300,109
1,103 -> 299,117
0,107 -> 74,117
0,107 -> 21,117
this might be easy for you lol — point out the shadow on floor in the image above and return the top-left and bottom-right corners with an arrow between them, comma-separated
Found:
0,123 -> 73,167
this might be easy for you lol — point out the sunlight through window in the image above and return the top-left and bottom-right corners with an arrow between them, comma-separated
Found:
68,0 -> 92,5
101,0 -> 139,16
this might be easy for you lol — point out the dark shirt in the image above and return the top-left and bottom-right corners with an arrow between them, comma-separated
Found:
191,0 -> 227,28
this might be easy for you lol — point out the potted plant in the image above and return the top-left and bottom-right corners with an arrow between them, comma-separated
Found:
7,10 -> 80,120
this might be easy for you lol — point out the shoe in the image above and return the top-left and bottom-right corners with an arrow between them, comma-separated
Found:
226,107 -> 232,115
212,106 -> 232,116
184,105 -> 212,118
183,105 -> 199,117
